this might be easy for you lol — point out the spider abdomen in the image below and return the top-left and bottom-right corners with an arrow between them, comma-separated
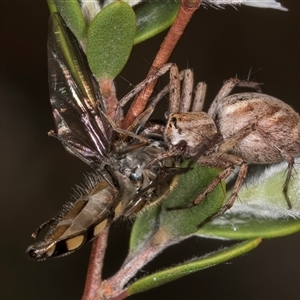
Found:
217,92 -> 300,163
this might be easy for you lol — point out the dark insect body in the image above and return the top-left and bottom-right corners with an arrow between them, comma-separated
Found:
26,13 -> 175,260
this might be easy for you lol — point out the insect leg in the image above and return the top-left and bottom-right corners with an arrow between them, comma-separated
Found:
31,217 -> 57,239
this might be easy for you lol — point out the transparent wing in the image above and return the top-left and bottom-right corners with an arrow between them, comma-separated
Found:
48,13 -> 111,166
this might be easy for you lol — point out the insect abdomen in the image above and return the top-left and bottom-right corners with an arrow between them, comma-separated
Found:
27,179 -> 117,260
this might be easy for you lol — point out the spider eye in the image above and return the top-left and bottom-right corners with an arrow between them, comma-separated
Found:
170,117 -> 178,129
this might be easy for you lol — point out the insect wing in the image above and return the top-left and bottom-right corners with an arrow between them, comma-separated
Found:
48,13 -> 110,166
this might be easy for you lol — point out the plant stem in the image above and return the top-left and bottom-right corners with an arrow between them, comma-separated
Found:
82,228 -> 110,300
122,0 -> 202,130
101,234 -> 173,299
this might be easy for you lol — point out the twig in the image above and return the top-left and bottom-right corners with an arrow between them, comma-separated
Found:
82,228 -> 110,300
101,229 -> 177,300
122,0 -> 202,130
82,2 -> 202,299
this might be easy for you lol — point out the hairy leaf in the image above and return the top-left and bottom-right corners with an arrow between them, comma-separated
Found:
197,159 -> 300,239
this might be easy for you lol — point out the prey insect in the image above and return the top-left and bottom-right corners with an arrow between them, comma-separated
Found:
26,13 -> 177,261
162,65 -> 300,226
28,12 -> 299,261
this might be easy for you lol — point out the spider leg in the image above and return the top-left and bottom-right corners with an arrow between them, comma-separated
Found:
192,82 -> 207,112
208,78 -> 262,120
167,152 -> 248,227
148,67 -> 187,114
180,69 -> 194,113
119,63 -> 173,108
198,159 -> 248,228
256,128 -> 295,209
208,78 -> 241,119
167,154 -> 236,211
236,80 -> 262,92
101,111 -> 148,143
169,64 -> 181,114
145,141 -> 187,169
283,159 -> 294,209
218,123 -> 257,154
167,122 -> 256,223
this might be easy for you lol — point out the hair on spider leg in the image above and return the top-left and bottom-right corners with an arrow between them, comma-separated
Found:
234,67 -> 263,83
117,55 -> 155,90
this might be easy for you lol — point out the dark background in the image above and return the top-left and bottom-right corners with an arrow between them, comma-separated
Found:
1,1 -> 300,299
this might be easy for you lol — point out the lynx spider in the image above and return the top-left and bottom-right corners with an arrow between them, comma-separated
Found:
154,64 -> 300,226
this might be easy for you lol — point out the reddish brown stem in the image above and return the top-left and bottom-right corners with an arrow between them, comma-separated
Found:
101,229 -> 176,300
82,228 -> 110,300
99,78 -> 118,122
122,0 -> 201,130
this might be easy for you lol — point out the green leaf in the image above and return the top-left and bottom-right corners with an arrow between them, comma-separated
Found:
87,1 -> 136,79
197,158 -> 300,239
47,0 -> 58,14
134,0 -> 180,45
52,0 -> 87,44
129,161 -> 225,253
159,161 -> 225,238
126,238 -> 262,296
129,204 -> 161,254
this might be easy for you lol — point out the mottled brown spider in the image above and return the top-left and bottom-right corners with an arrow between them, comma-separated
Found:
161,64 -> 300,225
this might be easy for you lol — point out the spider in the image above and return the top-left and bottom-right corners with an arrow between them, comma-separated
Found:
160,64 -> 300,226
27,12 -> 300,259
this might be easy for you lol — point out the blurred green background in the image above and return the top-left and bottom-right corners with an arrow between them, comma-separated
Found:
1,1 -> 300,299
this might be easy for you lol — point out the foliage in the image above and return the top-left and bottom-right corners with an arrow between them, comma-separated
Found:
44,1 -> 297,299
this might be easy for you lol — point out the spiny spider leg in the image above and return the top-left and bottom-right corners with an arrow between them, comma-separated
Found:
179,68 -> 194,113
208,77 -> 262,120
192,82 -> 207,112
283,160 -> 294,209
198,159 -> 249,227
100,110 -> 148,144
119,63 -> 173,108
167,125 -> 251,213
255,127 -> 295,209
169,64 -> 181,114
148,66 -> 191,113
